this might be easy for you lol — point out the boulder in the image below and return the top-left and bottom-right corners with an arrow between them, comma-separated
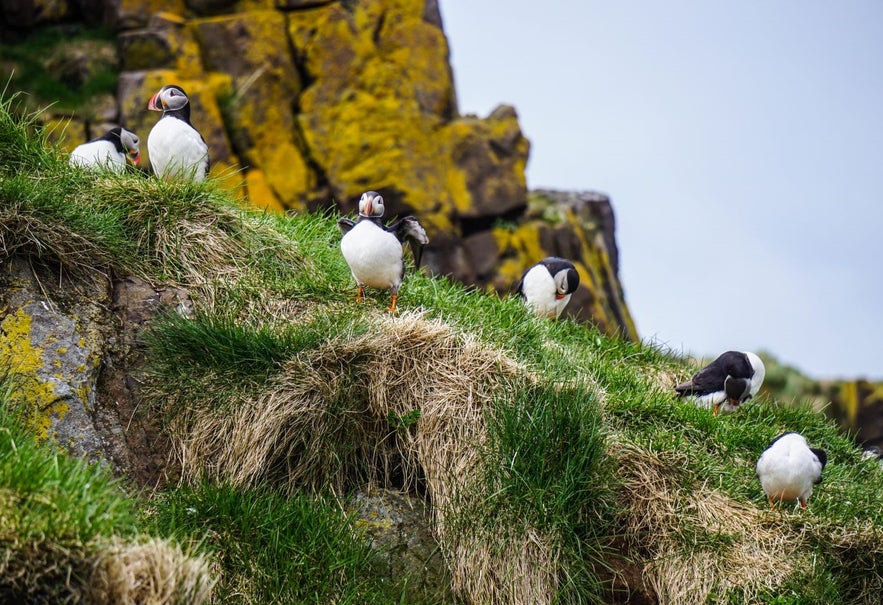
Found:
0,258 -> 109,460
192,10 -> 315,209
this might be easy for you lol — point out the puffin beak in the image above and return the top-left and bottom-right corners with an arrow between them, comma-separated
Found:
147,92 -> 163,111
555,293 -> 566,300
364,197 -> 372,216
129,150 -> 141,167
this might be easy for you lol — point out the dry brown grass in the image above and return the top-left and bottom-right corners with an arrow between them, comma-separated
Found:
0,536 -> 212,605
611,439 -> 809,604
86,537 -> 214,605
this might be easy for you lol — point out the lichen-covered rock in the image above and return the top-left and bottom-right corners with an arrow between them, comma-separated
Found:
445,106 -> 529,219
0,258 -> 109,459
350,487 -> 453,603
108,0 -> 187,30
831,380 -> 883,451
193,10 -> 315,208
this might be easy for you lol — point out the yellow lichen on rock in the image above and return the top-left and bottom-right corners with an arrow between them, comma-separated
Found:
0,308 -> 68,441
244,169 -> 284,214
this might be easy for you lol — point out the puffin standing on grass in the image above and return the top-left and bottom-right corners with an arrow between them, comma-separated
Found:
516,257 -> 580,319
146,85 -> 209,181
674,350 -> 765,416
756,432 -> 827,510
338,191 -> 428,313
69,127 -> 141,172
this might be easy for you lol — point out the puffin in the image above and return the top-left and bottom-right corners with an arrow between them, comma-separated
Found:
516,257 -> 580,319
337,191 -> 428,313
674,350 -> 765,416
69,127 -> 140,173
756,432 -> 827,510
147,84 -> 209,181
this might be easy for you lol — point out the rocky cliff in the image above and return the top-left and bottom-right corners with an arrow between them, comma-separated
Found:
1,0 -> 637,339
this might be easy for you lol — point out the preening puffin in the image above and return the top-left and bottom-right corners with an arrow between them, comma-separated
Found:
147,85 -> 209,181
337,191 -> 428,313
756,432 -> 826,510
69,127 -> 140,172
674,350 -> 765,416
516,257 -> 580,319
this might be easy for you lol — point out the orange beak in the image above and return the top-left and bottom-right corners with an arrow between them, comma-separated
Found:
555,293 -> 566,300
128,150 -> 141,167
364,197 -> 372,216
147,92 -> 163,111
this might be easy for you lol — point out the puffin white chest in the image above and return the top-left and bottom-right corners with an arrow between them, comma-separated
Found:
148,117 -> 208,181
521,265 -> 569,318
69,141 -> 125,172
340,221 -> 404,290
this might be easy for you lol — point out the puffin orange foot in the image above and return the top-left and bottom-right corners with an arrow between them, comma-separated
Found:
386,293 -> 398,314
355,286 -> 364,302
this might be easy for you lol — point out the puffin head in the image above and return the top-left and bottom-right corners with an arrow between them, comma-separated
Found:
553,267 -> 580,300
119,127 -> 141,167
148,85 -> 190,113
358,191 -> 385,218
744,351 -> 766,396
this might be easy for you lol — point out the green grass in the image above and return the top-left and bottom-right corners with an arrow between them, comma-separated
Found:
149,483 -> 418,604
0,374 -> 140,600
0,377 -> 137,543
478,378 -> 613,602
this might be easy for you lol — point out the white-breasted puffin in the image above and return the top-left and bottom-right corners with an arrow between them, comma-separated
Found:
674,350 -> 765,416
516,257 -> 580,319
756,432 -> 827,510
147,84 -> 209,181
337,191 -> 428,313
69,127 -> 141,173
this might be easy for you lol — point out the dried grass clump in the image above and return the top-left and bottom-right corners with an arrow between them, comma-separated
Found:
0,536 -> 213,605
0,538 -> 87,603
86,537 -> 215,605
163,311 -> 588,604
611,439 -> 804,604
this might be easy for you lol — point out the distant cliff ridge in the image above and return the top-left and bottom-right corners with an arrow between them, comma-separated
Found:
1,0 -> 637,340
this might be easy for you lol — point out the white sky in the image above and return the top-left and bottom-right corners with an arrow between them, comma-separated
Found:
439,1 -> 883,379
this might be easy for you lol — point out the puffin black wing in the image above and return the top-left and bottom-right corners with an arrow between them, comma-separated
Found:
675,351 -> 752,396
337,216 -> 357,235
387,216 -> 428,268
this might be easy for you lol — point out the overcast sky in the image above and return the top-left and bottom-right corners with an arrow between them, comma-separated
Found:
439,1 -> 883,380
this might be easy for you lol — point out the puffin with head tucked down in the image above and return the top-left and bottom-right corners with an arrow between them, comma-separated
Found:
516,257 -> 580,319
675,350 -> 765,416
337,191 -> 428,313
69,127 -> 140,172
756,432 -> 827,510
147,84 -> 209,181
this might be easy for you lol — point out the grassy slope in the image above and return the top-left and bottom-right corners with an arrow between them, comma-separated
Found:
1,94 -> 882,603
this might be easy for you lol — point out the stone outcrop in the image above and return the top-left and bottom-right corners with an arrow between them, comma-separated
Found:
2,0 -> 636,338
0,258 -> 187,484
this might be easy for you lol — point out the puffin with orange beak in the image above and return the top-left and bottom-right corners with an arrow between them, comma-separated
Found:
338,191 -> 428,313
675,350 -> 765,416
516,257 -> 580,319
147,84 -> 209,181
69,127 -> 140,173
